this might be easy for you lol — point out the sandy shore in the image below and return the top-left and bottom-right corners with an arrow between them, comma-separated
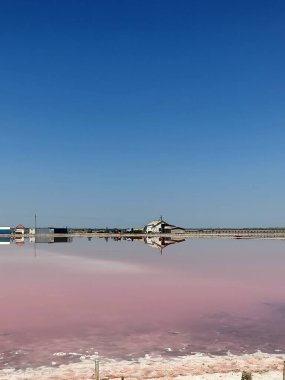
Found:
1,352 -> 285,380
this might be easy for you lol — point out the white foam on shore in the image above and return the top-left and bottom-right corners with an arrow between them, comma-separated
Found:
0,351 -> 284,379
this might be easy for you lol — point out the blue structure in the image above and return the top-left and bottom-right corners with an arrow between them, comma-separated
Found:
0,227 -> 11,235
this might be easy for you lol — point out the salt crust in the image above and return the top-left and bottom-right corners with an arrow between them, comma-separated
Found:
0,351 -> 284,379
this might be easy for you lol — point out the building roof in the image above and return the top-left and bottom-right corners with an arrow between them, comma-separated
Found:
146,220 -> 161,226
145,219 -> 169,227
145,219 -> 185,232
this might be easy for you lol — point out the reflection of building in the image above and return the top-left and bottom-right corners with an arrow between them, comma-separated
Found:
30,235 -> 52,244
144,219 -> 185,234
0,237 -> 10,245
29,227 -> 70,243
144,236 -> 185,253
123,234 -> 185,253
15,236 -> 25,246
29,236 -> 73,244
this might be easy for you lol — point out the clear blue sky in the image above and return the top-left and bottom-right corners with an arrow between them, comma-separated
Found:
1,0 -> 285,228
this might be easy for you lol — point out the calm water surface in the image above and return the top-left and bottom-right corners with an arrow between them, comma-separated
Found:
1,237 -> 285,369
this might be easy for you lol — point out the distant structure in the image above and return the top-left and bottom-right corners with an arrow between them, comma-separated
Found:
29,227 -> 68,234
29,227 -> 70,244
15,224 -> 25,235
144,218 -> 185,234
14,225 -> 25,245
0,226 -> 11,245
0,227 -> 11,235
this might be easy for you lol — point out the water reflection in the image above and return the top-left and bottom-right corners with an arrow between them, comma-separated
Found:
1,236 -> 185,252
31,236 -> 73,244
1,238 -> 285,370
101,235 -> 186,253
144,236 -> 185,253
0,237 -> 10,245
0,236 -> 73,246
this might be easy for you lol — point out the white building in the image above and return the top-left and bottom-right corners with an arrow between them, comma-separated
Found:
145,220 -> 166,233
15,224 -> 25,234
144,219 -> 185,234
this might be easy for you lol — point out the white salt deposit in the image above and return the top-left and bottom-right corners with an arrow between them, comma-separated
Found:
0,351 -> 285,380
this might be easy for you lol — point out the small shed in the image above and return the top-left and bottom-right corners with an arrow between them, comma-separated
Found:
29,228 -> 53,235
53,228 -> 68,234
15,225 -> 25,235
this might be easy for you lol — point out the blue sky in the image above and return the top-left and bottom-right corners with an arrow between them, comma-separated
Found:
0,0 -> 285,228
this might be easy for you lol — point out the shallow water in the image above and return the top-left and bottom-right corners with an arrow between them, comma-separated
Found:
1,237 -> 285,370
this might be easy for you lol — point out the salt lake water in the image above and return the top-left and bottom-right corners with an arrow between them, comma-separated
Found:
1,237 -> 285,371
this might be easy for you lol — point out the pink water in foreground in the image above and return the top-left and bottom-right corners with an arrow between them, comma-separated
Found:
1,238 -> 285,370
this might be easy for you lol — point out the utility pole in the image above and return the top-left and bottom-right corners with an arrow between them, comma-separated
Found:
34,213 -> 37,258
94,359 -> 99,380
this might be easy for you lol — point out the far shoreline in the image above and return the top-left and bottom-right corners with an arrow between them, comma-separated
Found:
2,227 -> 285,240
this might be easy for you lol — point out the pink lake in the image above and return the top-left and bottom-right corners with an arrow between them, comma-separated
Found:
1,237 -> 285,370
